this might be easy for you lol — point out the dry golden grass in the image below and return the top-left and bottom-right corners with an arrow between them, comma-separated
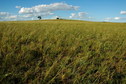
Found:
0,20 -> 126,84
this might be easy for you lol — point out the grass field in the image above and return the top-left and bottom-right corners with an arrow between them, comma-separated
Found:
0,19 -> 126,84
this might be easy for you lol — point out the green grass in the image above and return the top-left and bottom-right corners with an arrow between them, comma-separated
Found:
0,19 -> 126,84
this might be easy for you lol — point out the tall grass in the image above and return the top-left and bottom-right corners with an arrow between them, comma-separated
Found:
0,20 -> 126,84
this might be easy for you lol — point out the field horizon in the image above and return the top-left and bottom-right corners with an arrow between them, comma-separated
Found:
1,19 -> 126,23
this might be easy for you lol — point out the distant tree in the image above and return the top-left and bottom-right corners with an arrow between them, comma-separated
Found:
56,17 -> 60,20
38,16 -> 41,20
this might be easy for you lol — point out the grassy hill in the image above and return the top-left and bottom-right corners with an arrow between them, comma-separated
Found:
0,20 -> 126,84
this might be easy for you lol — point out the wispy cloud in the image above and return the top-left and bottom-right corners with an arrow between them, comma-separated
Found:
104,11 -> 126,21
69,12 -> 92,19
120,11 -> 126,15
0,12 -> 34,21
16,6 -> 22,9
0,12 -> 10,16
104,17 -> 126,21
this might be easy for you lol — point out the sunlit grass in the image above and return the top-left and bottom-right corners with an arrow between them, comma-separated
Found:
0,20 -> 126,84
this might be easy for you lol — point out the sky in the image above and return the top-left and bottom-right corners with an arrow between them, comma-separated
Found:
0,0 -> 126,22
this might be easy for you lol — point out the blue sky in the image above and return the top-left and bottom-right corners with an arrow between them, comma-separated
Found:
0,0 -> 126,22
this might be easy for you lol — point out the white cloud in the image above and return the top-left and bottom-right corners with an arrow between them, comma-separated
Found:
114,17 -> 121,20
19,7 -> 34,14
104,17 -> 126,21
78,12 -> 88,19
69,13 -> 77,18
104,17 -> 112,21
2,15 -> 35,21
0,12 -> 11,21
19,2 -> 79,14
120,11 -> 126,15
16,6 -> 21,9
0,15 -> 18,21
35,12 -> 54,17
0,12 -> 10,16
104,11 -> 126,21
21,12 -> 54,18
0,12 -> 29,21
20,14 -> 33,18
0,11 -> 54,21
7,15 -> 18,19
69,12 -> 88,19
1,3 -> 80,21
